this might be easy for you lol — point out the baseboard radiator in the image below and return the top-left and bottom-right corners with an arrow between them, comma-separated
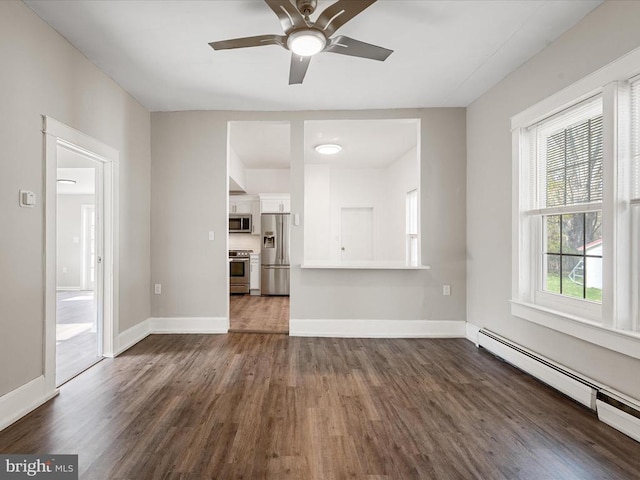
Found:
477,328 -> 640,443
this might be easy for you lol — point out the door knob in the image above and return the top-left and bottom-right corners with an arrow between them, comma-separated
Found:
341,247 -> 345,251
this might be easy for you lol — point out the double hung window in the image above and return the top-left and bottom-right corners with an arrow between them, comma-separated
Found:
532,99 -> 604,316
512,51 -> 640,356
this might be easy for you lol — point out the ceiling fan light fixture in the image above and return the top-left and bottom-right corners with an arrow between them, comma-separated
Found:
56,179 -> 76,185
287,29 -> 326,57
315,143 -> 342,155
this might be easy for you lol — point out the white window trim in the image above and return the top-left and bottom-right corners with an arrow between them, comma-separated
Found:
511,45 -> 640,359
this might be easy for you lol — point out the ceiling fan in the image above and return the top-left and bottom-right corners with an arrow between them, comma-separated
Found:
209,0 -> 393,85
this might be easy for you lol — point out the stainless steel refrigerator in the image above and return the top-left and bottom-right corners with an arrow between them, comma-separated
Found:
261,213 -> 290,296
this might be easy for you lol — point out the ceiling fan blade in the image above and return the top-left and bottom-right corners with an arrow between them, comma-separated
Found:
324,35 -> 392,61
209,34 -> 286,51
264,0 -> 308,33
314,0 -> 377,37
289,53 -> 311,85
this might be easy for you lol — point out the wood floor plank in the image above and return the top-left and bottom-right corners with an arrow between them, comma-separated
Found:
1,334 -> 639,479
229,295 -> 289,333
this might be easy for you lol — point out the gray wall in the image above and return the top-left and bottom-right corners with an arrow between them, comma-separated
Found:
151,109 -> 466,322
0,1 -> 151,396
467,0 -> 640,400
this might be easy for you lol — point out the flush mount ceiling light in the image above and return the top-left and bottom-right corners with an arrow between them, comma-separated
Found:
315,143 -> 342,155
56,179 -> 76,185
287,29 -> 327,57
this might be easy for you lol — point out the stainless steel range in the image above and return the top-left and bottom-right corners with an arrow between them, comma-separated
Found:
229,250 -> 251,294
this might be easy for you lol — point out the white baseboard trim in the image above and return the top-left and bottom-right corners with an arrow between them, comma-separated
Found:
290,319 -> 466,338
149,317 -> 228,334
0,376 -> 59,432
466,322 -> 480,345
56,287 -> 81,291
597,399 -> 640,442
107,318 -> 152,358
108,317 -> 229,357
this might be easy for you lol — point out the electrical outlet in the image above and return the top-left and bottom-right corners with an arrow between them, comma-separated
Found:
443,285 -> 451,296
154,284 -> 162,294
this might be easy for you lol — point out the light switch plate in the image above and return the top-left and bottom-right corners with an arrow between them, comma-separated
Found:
208,231 -> 215,241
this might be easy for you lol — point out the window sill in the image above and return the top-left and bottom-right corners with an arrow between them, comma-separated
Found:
301,261 -> 430,270
510,300 -> 640,360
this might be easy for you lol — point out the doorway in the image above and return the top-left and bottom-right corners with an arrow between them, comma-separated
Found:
55,146 -> 103,385
44,116 -> 118,394
341,207 -> 374,262
227,121 -> 291,334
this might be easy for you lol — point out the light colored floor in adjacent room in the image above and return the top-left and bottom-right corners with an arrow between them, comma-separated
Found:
229,295 -> 289,334
56,290 -> 102,385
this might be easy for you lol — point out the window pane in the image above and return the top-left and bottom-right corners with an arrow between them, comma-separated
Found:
565,120 -> 589,166
406,190 -> 417,235
562,256 -> 584,299
544,254 -> 561,294
565,163 -> 590,204
561,214 -> 584,254
632,80 -> 640,200
546,167 -> 565,207
543,115 -> 603,207
585,211 -> 602,245
545,215 -> 560,254
585,257 -> 603,302
409,236 -> 418,267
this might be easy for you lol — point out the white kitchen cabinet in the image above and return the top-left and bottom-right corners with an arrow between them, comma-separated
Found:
250,253 -> 260,294
260,194 -> 290,213
229,199 -> 252,214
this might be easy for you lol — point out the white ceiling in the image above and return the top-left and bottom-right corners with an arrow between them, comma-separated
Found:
230,121 -> 291,169
24,0 -> 601,112
228,118 -> 418,170
57,145 -> 97,194
305,119 -> 418,168
57,168 -> 95,195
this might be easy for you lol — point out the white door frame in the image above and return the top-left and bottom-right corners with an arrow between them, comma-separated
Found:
80,204 -> 96,291
44,116 -> 119,393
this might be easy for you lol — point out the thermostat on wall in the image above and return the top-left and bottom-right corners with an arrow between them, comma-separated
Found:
19,190 -> 36,208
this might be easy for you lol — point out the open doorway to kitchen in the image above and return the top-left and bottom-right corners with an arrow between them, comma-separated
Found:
227,121 -> 291,334
55,145 -> 104,385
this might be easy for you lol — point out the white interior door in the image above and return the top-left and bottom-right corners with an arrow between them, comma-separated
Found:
56,147 -> 104,385
340,207 -> 373,262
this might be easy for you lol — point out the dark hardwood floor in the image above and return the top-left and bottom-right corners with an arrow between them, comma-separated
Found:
1,334 -> 639,479
229,295 -> 289,333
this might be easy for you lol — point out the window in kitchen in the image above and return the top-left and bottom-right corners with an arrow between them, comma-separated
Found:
406,189 -> 418,266
511,52 -> 640,357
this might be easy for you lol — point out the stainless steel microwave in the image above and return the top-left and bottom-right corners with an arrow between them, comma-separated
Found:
229,214 -> 252,233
